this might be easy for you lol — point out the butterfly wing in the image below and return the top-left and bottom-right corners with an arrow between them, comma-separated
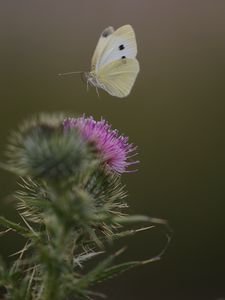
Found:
95,24 -> 138,71
91,26 -> 114,71
97,58 -> 140,98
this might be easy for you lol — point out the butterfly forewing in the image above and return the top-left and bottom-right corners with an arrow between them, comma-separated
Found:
91,26 -> 114,71
95,25 -> 137,71
97,58 -> 140,98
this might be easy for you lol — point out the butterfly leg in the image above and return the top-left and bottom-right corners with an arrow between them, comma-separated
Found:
95,86 -> 100,98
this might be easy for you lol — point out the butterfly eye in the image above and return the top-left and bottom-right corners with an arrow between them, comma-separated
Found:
121,56 -> 126,59
119,44 -> 125,50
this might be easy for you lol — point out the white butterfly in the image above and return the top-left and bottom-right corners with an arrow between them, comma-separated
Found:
60,25 -> 140,98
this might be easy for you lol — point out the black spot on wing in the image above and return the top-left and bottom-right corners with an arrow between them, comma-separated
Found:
121,56 -> 126,59
119,44 -> 125,50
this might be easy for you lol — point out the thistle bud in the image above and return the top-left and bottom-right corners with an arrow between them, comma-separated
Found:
5,114 -> 92,181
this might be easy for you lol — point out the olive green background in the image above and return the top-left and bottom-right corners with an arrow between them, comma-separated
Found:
0,1 -> 225,299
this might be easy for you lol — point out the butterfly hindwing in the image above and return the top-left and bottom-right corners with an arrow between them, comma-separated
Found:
97,58 -> 140,98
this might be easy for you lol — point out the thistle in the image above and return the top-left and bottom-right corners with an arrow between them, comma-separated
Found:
0,114 -> 170,300
63,115 -> 139,173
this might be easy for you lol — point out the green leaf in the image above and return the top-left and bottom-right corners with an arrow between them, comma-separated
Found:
113,215 -> 168,225
0,216 -> 29,237
95,256 -> 162,284
111,226 -> 154,241
113,215 -> 173,239
95,261 -> 141,283
74,251 -> 105,268
75,248 -> 125,290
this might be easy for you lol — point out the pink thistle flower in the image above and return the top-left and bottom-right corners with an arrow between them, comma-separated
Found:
63,116 -> 139,173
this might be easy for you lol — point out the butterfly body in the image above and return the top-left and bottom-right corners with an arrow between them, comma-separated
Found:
83,71 -> 105,89
85,24 -> 140,98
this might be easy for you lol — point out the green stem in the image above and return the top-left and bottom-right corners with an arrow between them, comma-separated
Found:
41,192 -> 69,300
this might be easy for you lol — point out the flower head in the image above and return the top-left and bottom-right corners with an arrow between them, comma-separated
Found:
5,114 -> 90,180
63,116 -> 138,173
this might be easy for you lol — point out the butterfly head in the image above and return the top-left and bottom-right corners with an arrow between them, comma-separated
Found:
81,72 -> 89,84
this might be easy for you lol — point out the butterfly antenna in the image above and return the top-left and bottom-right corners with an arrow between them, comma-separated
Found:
58,71 -> 83,76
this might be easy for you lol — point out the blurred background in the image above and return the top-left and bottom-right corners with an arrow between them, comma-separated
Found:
0,1 -> 225,299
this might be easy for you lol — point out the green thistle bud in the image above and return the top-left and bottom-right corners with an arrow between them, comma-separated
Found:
5,114 -> 93,181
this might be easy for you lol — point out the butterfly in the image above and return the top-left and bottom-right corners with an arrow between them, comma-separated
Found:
59,25 -> 140,98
